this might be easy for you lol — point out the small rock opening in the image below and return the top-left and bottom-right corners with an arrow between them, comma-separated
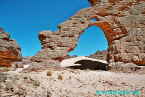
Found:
68,59 -> 108,70
60,56 -> 108,71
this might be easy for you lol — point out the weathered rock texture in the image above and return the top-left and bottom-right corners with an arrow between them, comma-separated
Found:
0,32 -> 22,67
33,0 -> 145,70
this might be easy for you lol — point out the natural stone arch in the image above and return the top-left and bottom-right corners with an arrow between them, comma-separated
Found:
33,0 -> 145,71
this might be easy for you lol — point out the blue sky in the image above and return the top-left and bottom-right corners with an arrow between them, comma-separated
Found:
0,0 -> 108,56
69,26 -> 108,56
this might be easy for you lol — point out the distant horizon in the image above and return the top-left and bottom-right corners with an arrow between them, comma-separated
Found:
0,0 -> 108,57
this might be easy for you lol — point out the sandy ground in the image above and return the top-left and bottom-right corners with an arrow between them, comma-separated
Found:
0,68 -> 145,97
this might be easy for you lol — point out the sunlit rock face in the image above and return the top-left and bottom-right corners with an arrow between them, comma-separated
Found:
0,32 -> 22,67
33,0 -> 145,71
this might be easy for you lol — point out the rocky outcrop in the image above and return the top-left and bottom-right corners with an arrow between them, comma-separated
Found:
33,0 -> 145,71
0,32 -> 22,67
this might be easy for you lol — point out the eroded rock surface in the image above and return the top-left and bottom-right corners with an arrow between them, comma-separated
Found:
33,0 -> 145,71
0,32 -> 22,67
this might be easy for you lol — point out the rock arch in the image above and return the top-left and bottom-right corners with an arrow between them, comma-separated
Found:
33,0 -> 145,71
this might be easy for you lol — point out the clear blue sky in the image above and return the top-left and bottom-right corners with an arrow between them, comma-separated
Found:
0,0 -> 108,56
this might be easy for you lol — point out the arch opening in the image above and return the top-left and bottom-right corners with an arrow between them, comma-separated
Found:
68,26 -> 108,56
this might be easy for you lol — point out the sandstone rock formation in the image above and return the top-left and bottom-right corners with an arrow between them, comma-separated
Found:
1,1 -> 145,96
0,32 -> 22,67
33,0 -> 145,71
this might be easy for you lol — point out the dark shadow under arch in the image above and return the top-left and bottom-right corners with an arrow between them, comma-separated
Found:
68,60 -> 108,71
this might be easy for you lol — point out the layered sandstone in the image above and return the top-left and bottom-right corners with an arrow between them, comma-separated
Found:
0,32 -> 22,67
